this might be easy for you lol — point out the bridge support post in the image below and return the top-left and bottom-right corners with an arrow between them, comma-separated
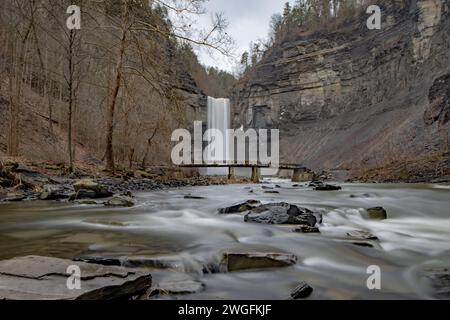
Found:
228,167 -> 236,181
251,166 -> 260,183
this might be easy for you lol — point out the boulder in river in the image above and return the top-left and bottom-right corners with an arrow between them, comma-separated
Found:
290,281 -> 313,299
218,200 -> 262,214
346,230 -> 378,240
184,194 -> 207,200
220,252 -> 297,272
367,207 -> 387,220
314,184 -> 342,191
0,255 -> 152,300
104,196 -> 135,207
292,226 -> 320,234
73,179 -> 113,198
244,203 -> 317,226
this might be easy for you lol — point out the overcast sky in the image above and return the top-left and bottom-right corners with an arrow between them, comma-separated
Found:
193,0 -> 291,72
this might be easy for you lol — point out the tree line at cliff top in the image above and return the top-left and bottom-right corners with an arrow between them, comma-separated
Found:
239,0 -> 372,73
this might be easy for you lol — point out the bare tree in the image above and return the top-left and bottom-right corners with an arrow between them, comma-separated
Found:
7,0 -> 37,156
101,0 -> 233,172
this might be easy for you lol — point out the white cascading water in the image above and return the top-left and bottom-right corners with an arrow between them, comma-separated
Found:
205,97 -> 231,175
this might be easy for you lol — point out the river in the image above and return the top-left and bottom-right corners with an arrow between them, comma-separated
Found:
0,180 -> 449,299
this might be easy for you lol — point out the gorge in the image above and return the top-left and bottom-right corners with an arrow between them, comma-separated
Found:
232,0 -> 449,181
0,0 -> 449,302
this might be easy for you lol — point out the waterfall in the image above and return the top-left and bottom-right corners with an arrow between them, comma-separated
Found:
205,97 -> 230,175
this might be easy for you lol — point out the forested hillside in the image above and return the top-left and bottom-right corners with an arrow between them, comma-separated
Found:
0,0 -> 234,172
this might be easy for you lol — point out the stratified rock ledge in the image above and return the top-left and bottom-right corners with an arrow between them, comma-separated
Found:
0,255 -> 152,300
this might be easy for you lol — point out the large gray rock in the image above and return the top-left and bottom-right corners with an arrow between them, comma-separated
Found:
40,185 -> 70,201
73,179 -> 113,198
219,252 -> 297,272
244,202 -> 317,226
104,196 -> 135,207
0,256 -> 152,300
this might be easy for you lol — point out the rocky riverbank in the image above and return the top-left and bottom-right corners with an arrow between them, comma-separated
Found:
0,159 -> 250,203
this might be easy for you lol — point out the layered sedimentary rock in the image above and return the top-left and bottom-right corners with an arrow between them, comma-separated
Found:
232,0 -> 449,172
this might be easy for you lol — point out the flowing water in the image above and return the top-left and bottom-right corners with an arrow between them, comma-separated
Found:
204,97 -> 231,177
0,180 -> 449,299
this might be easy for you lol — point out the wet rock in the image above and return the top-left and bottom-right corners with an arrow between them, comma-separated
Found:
2,192 -> 26,202
69,189 -> 98,201
367,207 -> 387,220
218,200 -> 262,214
149,273 -> 205,297
74,256 -> 124,266
292,226 -> 320,234
350,193 -> 375,198
40,185 -> 70,201
290,281 -> 313,299
121,190 -> 134,198
314,184 -> 342,191
244,203 -> 317,226
184,195 -> 206,199
0,255 -> 152,300
73,179 -> 113,198
104,196 -> 135,207
220,252 -> 297,272
264,190 -> 280,194
76,200 -> 100,205
308,181 -> 322,187
352,242 -> 374,248
346,230 -> 378,241
423,268 -> 450,298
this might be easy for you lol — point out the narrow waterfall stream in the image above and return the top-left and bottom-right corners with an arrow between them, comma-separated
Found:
205,97 -> 231,175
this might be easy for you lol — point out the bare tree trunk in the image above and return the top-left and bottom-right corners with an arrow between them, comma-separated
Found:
8,14 -> 33,157
32,23 -> 53,135
142,125 -> 159,168
68,30 -> 75,171
105,2 -> 128,172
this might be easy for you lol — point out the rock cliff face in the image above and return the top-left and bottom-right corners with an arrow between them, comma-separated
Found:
232,0 -> 449,173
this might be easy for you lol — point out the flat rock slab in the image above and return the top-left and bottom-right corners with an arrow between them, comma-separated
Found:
0,256 -> 152,300
149,272 -> 205,297
220,252 -> 297,272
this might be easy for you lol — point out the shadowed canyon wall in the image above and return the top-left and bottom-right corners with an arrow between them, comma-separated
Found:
232,0 -> 449,174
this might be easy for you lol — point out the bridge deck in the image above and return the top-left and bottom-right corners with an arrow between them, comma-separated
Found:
179,163 -> 306,170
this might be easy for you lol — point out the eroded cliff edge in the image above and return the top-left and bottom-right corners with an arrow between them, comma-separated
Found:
232,0 -> 450,180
